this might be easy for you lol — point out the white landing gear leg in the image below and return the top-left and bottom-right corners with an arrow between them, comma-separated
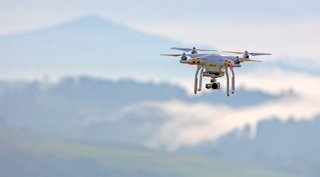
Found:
230,67 -> 235,94
194,66 -> 201,94
198,67 -> 204,92
225,67 -> 230,96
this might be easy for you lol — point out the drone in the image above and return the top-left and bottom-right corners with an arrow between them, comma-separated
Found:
161,47 -> 271,96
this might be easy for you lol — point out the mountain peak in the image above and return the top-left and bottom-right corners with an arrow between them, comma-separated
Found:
50,15 -> 120,32
69,15 -> 109,25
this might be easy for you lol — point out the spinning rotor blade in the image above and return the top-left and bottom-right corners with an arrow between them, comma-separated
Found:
161,53 -> 213,58
248,52 -> 272,56
239,59 -> 261,62
171,47 -> 193,52
160,54 -> 182,57
221,51 -> 271,56
221,51 -> 243,55
171,47 -> 216,52
197,49 -> 217,52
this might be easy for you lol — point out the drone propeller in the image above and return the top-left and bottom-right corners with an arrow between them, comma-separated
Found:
161,53 -> 213,59
160,54 -> 182,57
239,59 -> 261,62
171,47 -> 216,52
221,50 -> 271,56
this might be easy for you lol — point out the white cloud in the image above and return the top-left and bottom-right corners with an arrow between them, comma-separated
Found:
133,95 -> 320,150
238,67 -> 320,96
118,68 -> 320,150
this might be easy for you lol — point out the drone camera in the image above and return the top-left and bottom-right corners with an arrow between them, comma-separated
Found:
212,82 -> 220,89
206,82 -> 220,90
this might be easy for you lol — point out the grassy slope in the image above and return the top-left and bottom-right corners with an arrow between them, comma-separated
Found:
0,125 -> 298,177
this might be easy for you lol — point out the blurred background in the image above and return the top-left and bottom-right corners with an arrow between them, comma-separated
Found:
0,0 -> 320,177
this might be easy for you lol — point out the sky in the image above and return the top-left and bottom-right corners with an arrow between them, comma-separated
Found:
1,0 -> 320,61
1,0 -> 320,148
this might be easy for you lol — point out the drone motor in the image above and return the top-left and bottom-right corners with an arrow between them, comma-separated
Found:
243,51 -> 249,59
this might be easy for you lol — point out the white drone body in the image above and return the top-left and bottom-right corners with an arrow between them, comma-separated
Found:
162,47 -> 271,96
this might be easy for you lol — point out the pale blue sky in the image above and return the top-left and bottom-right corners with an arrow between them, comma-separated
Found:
1,0 -> 319,33
1,0 -> 319,61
